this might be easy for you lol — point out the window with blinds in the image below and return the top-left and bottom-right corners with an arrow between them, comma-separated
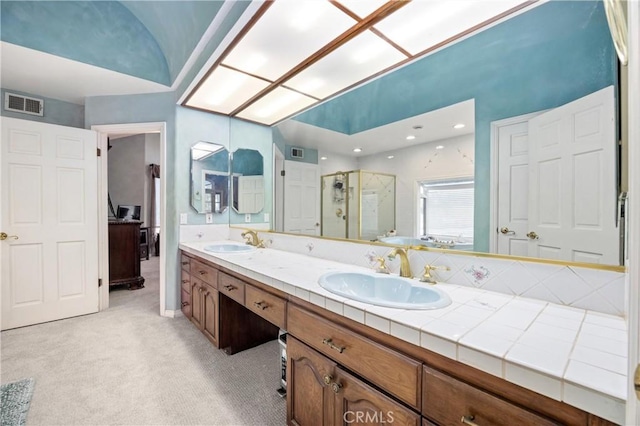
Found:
419,179 -> 474,241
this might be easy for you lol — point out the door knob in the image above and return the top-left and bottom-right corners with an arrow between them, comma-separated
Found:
526,231 -> 539,240
0,232 -> 18,241
499,227 -> 515,235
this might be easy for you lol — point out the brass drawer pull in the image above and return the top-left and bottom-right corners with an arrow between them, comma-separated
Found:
181,261 -> 189,265
331,382 -> 343,394
323,374 -> 333,385
253,301 -> 268,310
461,415 -> 479,426
181,279 -> 189,284
322,338 -> 345,354
181,302 -> 189,307
198,270 -> 207,275
223,284 -> 236,291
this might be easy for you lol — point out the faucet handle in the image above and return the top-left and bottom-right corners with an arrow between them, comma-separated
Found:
419,264 -> 450,284
374,256 -> 390,274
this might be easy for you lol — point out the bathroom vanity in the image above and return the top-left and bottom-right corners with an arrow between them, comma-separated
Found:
179,243 -> 622,426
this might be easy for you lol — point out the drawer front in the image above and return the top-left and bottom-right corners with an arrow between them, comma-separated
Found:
181,287 -> 192,318
181,270 -> 191,294
218,272 -> 245,305
422,366 -> 556,426
245,285 -> 286,329
180,253 -> 190,272
288,304 -> 421,410
191,259 -> 218,288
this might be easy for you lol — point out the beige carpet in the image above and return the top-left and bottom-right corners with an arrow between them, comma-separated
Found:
0,257 -> 286,425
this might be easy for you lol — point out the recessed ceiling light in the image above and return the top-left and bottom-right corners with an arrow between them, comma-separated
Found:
353,148 -> 362,153
387,155 -> 394,159
406,135 -> 416,140
436,145 -> 444,150
320,156 -> 327,160
453,123 -> 466,129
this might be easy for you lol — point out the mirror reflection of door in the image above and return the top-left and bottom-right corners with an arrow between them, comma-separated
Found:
202,170 -> 228,213
190,141 -> 229,214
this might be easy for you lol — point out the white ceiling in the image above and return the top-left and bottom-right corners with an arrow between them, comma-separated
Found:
276,98 -> 474,157
0,42 -> 171,104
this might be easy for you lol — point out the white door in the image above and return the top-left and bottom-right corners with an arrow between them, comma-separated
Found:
528,86 -> 618,264
284,160 -> 320,235
1,117 -> 99,330
496,120 -> 531,256
237,175 -> 264,213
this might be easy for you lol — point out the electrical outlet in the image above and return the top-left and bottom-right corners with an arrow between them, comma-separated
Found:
245,214 -> 251,223
264,213 -> 270,222
180,213 -> 188,224
205,213 -> 213,224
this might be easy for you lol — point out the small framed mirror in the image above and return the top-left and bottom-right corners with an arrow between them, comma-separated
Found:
190,141 -> 229,214
231,148 -> 264,214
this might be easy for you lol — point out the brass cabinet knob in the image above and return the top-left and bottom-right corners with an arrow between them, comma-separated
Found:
331,382 -> 343,394
526,231 -> 539,240
323,374 -> 333,385
461,415 -> 479,426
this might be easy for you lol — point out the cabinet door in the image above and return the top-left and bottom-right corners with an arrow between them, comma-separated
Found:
190,278 -> 204,330
333,367 -> 421,426
181,287 -> 192,318
288,336 -> 336,426
202,283 -> 219,347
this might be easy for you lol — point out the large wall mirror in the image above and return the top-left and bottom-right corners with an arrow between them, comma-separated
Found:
270,1 -> 624,267
190,141 -> 229,214
231,148 -> 264,214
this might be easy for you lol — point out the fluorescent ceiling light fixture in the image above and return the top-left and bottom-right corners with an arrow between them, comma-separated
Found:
436,145 -> 444,150
453,123 -> 466,129
320,156 -> 328,160
191,142 -> 225,160
339,0 -> 388,19
353,148 -> 362,153
236,86 -> 317,125
406,135 -> 416,140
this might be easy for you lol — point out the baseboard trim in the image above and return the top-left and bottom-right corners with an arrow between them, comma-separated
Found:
162,309 -> 182,318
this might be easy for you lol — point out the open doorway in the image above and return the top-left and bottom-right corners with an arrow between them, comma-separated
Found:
92,122 -> 167,316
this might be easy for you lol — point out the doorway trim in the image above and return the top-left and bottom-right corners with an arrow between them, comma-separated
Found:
92,122 -> 167,317
489,111 -> 543,253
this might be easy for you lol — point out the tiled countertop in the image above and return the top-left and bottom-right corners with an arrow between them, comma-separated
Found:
179,241 -> 628,424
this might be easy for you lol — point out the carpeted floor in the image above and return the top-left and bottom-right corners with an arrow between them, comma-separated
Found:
0,257 -> 286,425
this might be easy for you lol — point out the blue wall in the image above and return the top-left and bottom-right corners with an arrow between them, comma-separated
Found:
1,88 -> 84,128
285,144 -> 319,164
293,1 -> 616,251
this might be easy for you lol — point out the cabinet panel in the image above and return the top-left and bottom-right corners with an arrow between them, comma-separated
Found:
288,304 -> 421,410
245,284 -> 286,329
334,367 -> 421,426
218,272 -> 245,305
181,287 -> 192,318
288,336 -> 336,426
181,270 -> 190,294
190,277 -> 204,330
423,366 -> 556,426
202,283 -> 219,347
191,259 -> 218,288
180,254 -> 190,272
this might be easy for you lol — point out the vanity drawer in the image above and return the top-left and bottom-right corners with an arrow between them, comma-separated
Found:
287,304 -> 421,410
245,285 -> 286,329
191,259 -> 218,288
422,366 -> 556,426
181,270 -> 191,294
180,253 -> 190,272
218,272 -> 245,305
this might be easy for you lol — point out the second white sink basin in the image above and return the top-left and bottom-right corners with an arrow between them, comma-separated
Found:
318,272 -> 451,310
204,243 -> 256,254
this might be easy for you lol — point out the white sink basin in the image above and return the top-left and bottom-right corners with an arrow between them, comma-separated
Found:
318,272 -> 452,310
203,243 -> 256,253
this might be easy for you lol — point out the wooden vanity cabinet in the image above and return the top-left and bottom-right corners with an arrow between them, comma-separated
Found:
201,283 -> 219,346
288,336 -> 420,426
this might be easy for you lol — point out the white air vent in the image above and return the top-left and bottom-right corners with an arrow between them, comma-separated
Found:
290,147 -> 304,159
4,93 -> 44,116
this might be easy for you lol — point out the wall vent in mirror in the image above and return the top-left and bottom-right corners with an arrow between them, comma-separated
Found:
290,147 -> 304,159
4,92 -> 43,116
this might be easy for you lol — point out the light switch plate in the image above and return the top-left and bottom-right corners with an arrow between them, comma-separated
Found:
205,213 -> 213,224
245,214 -> 251,222
264,213 -> 270,222
180,213 -> 188,224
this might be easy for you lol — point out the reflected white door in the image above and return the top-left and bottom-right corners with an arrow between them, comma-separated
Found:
284,160 -> 320,235
528,86 -> 618,264
497,120 -> 531,256
1,117 -> 99,330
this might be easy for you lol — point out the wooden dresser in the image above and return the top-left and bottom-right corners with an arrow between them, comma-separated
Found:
108,220 -> 145,290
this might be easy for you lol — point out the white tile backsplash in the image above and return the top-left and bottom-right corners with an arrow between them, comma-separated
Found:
250,231 -> 625,316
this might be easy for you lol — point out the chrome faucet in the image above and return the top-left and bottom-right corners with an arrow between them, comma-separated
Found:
387,247 -> 412,278
241,229 -> 264,248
